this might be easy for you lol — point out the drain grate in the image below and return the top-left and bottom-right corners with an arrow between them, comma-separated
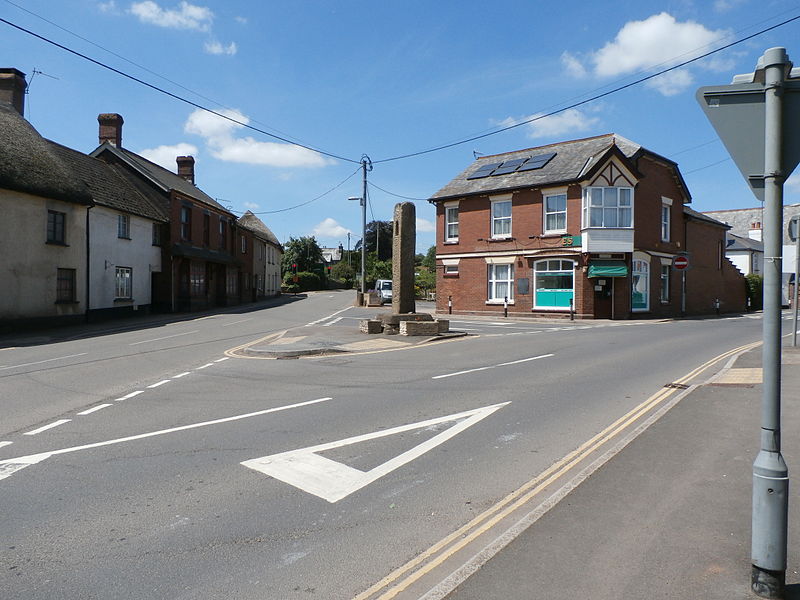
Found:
664,382 -> 689,390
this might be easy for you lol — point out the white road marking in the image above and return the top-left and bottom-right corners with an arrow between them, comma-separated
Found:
172,372 -> 191,378
0,397 -> 332,482
0,353 -> 88,371
221,318 -> 252,327
115,390 -> 144,401
433,354 -> 553,380
0,441 -> 12,449
323,317 -> 343,327
77,404 -> 112,416
129,331 -> 199,345
24,419 -> 71,436
213,357 -> 230,363
305,306 -> 353,326
147,380 -> 171,388
242,402 -> 509,503
196,363 -> 214,369
496,354 -> 554,366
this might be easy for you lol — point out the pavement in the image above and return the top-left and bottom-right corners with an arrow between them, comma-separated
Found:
442,341 -> 800,600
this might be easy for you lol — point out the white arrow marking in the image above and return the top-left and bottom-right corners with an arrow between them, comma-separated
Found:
241,402 -> 510,503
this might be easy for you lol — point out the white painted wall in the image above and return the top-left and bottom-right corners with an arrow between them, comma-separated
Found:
727,251 -> 750,275
0,189 -> 88,320
89,207 -> 162,311
266,243 -> 282,296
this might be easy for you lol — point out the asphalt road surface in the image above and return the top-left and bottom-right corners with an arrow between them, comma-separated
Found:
0,291 -> 765,599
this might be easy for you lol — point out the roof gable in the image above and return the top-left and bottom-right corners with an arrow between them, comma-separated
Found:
237,211 -> 281,246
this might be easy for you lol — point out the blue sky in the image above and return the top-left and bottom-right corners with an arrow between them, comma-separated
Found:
2,0 -> 800,253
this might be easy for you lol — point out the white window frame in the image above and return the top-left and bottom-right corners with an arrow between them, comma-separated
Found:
660,263 -> 670,303
582,187 -> 633,229
661,197 -> 672,242
444,202 -> 459,242
631,257 -> 650,312
533,259 -> 575,310
543,191 -> 567,234
487,263 -> 514,303
490,195 -> 512,239
115,266 -> 132,299
117,214 -> 130,239
442,257 -> 460,276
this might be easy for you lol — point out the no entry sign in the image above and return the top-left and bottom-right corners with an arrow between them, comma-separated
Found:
673,255 -> 690,270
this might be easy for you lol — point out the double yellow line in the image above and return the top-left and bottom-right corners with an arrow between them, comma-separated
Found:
354,339 -> 761,600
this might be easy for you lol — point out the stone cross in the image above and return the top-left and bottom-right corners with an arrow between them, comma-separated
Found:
392,202 -> 416,314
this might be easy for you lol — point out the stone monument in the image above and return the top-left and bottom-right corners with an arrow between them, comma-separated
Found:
392,202 -> 416,314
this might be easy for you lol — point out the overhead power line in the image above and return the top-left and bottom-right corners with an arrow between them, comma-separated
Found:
0,17 -> 361,165
371,13 -> 800,164
368,181 -> 428,202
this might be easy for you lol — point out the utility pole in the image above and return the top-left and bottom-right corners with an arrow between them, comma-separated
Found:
361,156 -> 371,294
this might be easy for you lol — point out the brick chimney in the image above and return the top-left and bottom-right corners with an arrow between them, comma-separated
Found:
0,68 -> 27,116
98,113 -> 124,147
176,156 -> 195,184
749,221 -> 762,242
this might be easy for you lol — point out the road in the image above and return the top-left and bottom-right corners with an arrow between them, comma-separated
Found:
0,291 -> 765,599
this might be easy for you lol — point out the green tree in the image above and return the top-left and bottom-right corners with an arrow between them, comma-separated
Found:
355,221 -> 393,261
331,261 -> 355,288
281,236 -> 324,274
422,245 -> 436,270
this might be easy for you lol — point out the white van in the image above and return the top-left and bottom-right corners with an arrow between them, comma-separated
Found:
375,279 -> 392,304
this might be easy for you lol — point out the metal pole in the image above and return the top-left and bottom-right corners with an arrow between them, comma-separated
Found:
792,215 -> 799,347
751,46 -> 789,599
360,160 -> 367,295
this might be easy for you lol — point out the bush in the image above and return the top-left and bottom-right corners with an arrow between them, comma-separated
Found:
745,273 -> 763,311
282,271 -> 323,292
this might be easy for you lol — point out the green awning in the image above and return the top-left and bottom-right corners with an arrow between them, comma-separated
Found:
587,260 -> 628,278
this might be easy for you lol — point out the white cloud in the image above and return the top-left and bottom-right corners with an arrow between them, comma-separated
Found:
562,13 -> 731,97
714,0 -> 747,12
561,51 -> 587,78
244,201 -> 259,210
129,1 -> 213,31
416,218 -> 435,233
498,108 -> 601,139
234,16 -> 248,25
313,218 -> 351,238
184,108 -> 335,168
592,13 -> 728,77
138,142 -> 198,170
98,1 -> 119,13
204,40 -> 237,56
645,68 -> 694,96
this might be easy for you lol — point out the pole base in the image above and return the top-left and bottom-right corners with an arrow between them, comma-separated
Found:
752,565 -> 785,598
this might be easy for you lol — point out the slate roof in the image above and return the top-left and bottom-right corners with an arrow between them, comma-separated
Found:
726,232 -> 764,252
47,141 -> 168,222
0,102 -> 92,205
237,211 -> 281,247
684,206 -> 730,229
91,142 -> 231,215
429,133 -> 692,203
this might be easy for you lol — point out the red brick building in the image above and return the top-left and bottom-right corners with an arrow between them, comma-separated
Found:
429,134 -> 745,319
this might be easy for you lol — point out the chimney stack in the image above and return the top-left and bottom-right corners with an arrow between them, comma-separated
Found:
98,113 -> 124,147
749,221 -> 763,242
0,68 -> 27,116
176,156 -> 195,184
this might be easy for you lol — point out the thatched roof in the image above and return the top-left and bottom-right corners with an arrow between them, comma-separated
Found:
0,102 -> 92,204
237,210 -> 281,247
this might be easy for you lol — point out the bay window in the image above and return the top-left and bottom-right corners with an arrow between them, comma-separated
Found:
583,187 -> 633,228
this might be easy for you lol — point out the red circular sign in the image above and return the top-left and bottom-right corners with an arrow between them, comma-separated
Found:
673,256 -> 689,270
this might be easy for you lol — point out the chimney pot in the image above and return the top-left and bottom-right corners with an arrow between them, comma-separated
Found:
0,68 -> 27,116
98,113 -> 124,147
176,155 -> 195,184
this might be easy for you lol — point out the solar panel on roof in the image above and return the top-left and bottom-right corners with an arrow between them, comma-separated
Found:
516,152 -> 556,172
466,162 -> 503,179
491,158 -> 529,175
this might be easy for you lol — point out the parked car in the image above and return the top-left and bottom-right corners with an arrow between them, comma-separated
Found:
375,279 -> 392,304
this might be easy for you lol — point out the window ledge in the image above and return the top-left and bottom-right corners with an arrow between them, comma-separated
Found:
55,300 -> 79,305
444,240 -> 459,245
118,236 -> 131,240
114,298 -> 134,303
541,232 -> 567,237
488,237 -> 514,242
486,300 -> 515,305
46,241 -> 69,247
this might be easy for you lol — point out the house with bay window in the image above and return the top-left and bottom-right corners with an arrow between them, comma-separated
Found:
430,134 -> 745,319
